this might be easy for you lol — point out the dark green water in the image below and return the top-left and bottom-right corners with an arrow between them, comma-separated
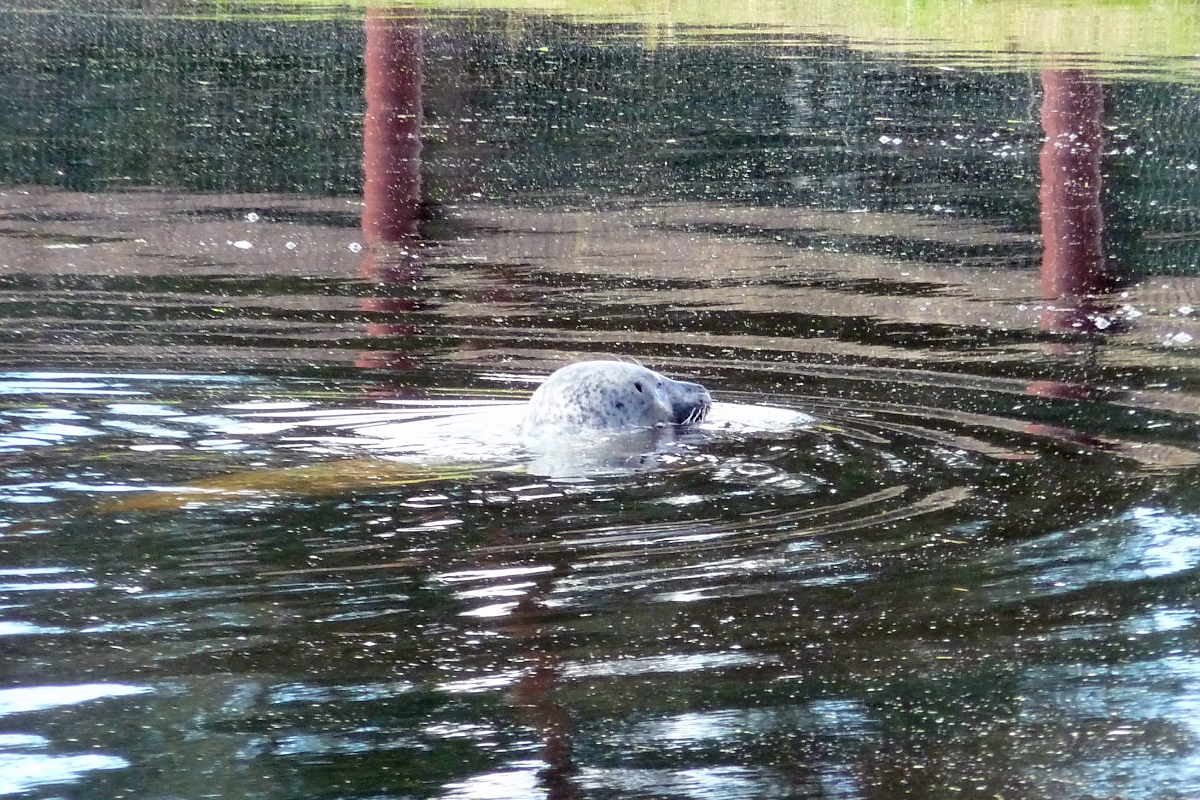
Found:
2,4 -> 1200,799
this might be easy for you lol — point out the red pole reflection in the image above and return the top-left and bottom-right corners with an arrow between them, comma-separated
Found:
359,20 -> 577,791
363,8 -> 423,246
1038,70 -> 1107,321
359,8 -> 424,370
1029,69 -> 1109,401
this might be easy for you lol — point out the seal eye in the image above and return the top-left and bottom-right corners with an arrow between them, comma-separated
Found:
634,382 -> 644,393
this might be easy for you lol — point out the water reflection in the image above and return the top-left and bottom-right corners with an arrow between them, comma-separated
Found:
1028,67 -> 1119,411
359,8 -> 427,370
10,371 -> 1197,797
0,686 -> 147,794
1016,656 -> 1200,798
0,4 -> 1199,800
1001,505 -> 1200,590
0,745 -> 129,796
1039,70 -> 1108,314
0,684 -> 151,716
441,763 -> 545,800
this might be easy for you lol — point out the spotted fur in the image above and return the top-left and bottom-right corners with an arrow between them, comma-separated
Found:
519,360 -> 712,440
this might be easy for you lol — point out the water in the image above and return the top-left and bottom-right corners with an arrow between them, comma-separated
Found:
2,2 -> 1200,797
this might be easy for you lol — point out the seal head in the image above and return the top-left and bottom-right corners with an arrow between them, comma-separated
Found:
519,361 -> 712,440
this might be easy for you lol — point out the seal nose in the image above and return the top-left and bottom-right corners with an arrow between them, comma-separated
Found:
672,380 -> 712,425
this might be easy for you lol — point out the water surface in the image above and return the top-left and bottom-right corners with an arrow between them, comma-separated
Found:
2,2 -> 1200,798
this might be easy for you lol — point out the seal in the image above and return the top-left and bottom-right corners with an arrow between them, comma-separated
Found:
518,360 -> 712,441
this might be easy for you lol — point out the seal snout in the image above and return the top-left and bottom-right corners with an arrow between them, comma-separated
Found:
667,379 -> 712,426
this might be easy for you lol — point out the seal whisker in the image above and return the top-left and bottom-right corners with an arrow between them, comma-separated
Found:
683,403 -> 710,426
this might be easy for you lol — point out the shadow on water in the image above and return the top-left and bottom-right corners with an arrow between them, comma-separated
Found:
1,3 -> 1200,799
